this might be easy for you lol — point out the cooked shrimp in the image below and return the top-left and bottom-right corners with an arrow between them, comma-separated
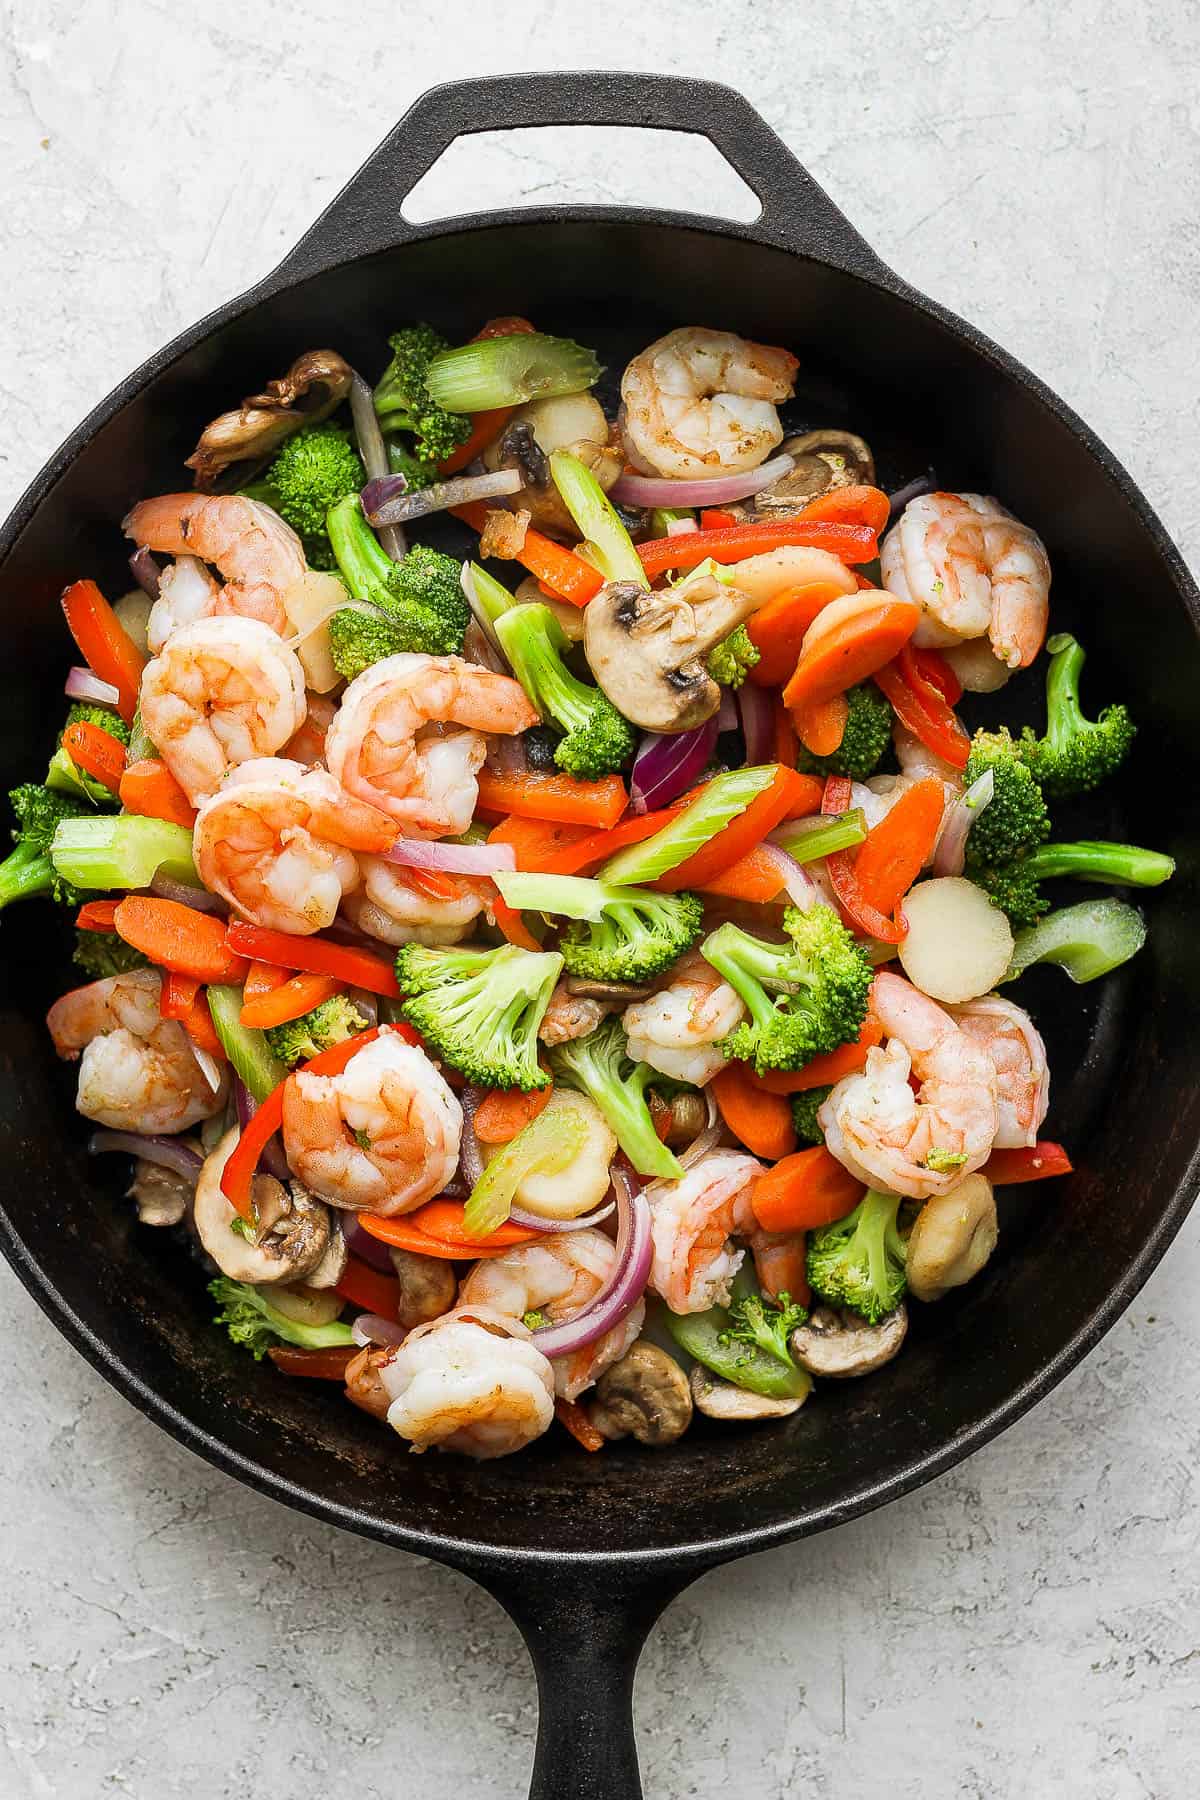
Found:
124,492 -> 306,640
47,967 -> 227,1134
194,757 -> 394,934
458,1230 -> 645,1402
621,327 -> 798,481
341,857 -> 487,948
646,1149 -> 763,1313
145,554 -> 218,653
539,981 -> 619,1047
138,617 -> 307,803
880,492 -> 1050,670
948,995 -> 1049,1149
623,950 -> 747,1086
284,691 -> 338,767
281,1027 -> 461,1215
324,653 -> 537,837
820,971 -> 998,1200
378,1306 -> 555,1459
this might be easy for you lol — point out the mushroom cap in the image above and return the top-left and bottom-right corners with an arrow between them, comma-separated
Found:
590,1342 -> 693,1446
906,1174 -> 999,1301
790,1303 -> 908,1378
127,1158 -> 192,1228
194,1127 -> 333,1285
184,349 -> 353,489
388,1246 -> 459,1329
742,429 -> 876,519
584,570 -> 758,733
689,1365 -> 807,1421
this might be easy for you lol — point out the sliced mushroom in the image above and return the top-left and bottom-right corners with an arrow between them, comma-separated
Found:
906,1175 -> 998,1301
584,569 -> 758,732
689,1365 -> 807,1421
128,1159 -> 193,1228
741,429 -> 875,520
193,1127 -> 332,1284
388,1247 -> 458,1329
590,1342 -> 693,1446
185,349 -> 354,489
790,1303 -> 907,1378
484,394 -> 622,534
260,1282 -> 345,1327
300,1220 -> 348,1290
563,978 -> 655,1002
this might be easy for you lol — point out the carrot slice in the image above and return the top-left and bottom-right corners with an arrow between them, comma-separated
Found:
657,767 -> 821,892
798,484 -> 890,534
178,987 -> 225,1061
784,595 -> 920,715
751,1230 -> 811,1308
695,844 -> 788,904
490,891 -> 544,952
114,896 -> 248,984
240,971 -> 341,1029
486,816 -> 593,872
750,1147 -> 863,1233
711,1064 -> 797,1160
118,758 -> 196,829
406,1199 -> 544,1248
852,778 -> 946,918
747,581 -> 851,688
76,899 -> 119,932
555,1397 -> 605,1452
475,768 -> 628,830
242,961 -> 289,1006
793,692 -> 849,758
474,1085 -> 554,1144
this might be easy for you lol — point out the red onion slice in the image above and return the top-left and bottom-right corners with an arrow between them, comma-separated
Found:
365,467 -> 522,526
149,870 -> 226,914
717,690 -> 737,732
88,1131 -> 203,1181
932,768 -> 995,877
509,1198 -> 616,1234
610,451 -> 795,511
630,717 -> 718,815
530,1188 -> 652,1359
755,842 -> 820,911
66,666 -> 121,707
351,1312 -> 406,1348
350,372 -> 405,561
192,1047 -> 224,1094
887,470 -> 938,528
460,563 -> 508,663
736,683 -> 774,764
344,1215 -> 399,1273
381,837 -> 517,877
458,1086 -> 486,1190
128,545 -> 161,600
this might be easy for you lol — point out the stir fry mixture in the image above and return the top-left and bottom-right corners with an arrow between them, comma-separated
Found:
21,322 -> 1173,1459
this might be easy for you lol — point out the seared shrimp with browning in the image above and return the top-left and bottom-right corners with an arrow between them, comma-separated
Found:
621,327 -> 798,480
342,857 -> 488,948
124,492 -> 306,641
378,1308 -> 556,1460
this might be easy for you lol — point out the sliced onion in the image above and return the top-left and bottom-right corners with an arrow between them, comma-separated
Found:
351,1312 -> 406,1348
65,666 -> 121,707
128,545 -> 161,600
717,690 -> 737,732
382,837 -> 517,877
932,767 -> 995,877
149,870 -> 226,914
886,470 -> 938,528
630,717 -> 718,815
665,516 -> 698,537
463,616 -> 509,676
364,467 -> 522,527
343,1215 -> 399,1273
611,452 -> 795,511
736,683 -> 773,764
755,842 -> 820,911
677,1092 -> 722,1172
460,561 -> 509,663
530,1181 -> 652,1359
233,1077 -> 290,1182
350,371 -> 405,560
509,1198 -> 616,1234
458,1086 -> 486,1190
88,1131 -> 203,1181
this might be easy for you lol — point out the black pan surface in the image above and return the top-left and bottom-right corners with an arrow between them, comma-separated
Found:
1,75 -> 1196,1798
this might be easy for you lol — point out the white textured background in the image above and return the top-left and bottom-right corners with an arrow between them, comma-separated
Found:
2,3 -> 1199,1796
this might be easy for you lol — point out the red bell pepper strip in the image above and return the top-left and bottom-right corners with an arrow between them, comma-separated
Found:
114,896 -> 249,983
872,644 -> 970,771
475,768 -> 628,830
637,516 -> 879,581
267,1345 -> 358,1380
983,1142 -> 1074,1185
159,971 -> 200,1019
335,1255 -> 403,1321
240,971 -> 341,1029
699,507 -> 739,531
490,891 -> 543,952
797,484 -> 890,534
753,1014 -> 885,1094
60,580 -> 146,725
821,775 -> 905,944
61,720 -> 126,794
908,645 -> 963,705
224,921 -> 401,998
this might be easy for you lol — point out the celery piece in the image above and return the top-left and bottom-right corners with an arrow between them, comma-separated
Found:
649,507 -> 696,538
462,1094 -> 592,1239
1000,897 -> 1147,985
207,985 -> 288,1103
775,809 -> 868,864
425,333 -> 602,413
598,765 -> 778,887
50,815 -> 197,891
550,450 -> 648,588
468,561 -> 516,628
493,871 -> 611,921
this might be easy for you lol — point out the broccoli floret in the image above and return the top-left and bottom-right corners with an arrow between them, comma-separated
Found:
796,684 -> 893,781
72,929 -> 147,979
46,702 -> 131,806
372,323 -> 472,465
393,942 -> 562,1091
386,439 -> 440,491
494,602 -> 636,779
0,784 -> 89,911
791,1085 -> 833,1146
701,905 -> 873,1075
962,729 -> 1051,866
246,423 -> 364,568
968,838 -> 1175,929
720,1291 -> 808,1367
706,624 -> 760,690
264,995 -> 371,1069
326,497 -> 469,677
495,871 -> 704,985
209,1277 -> 354,1361
806,1188 -> 907,1323
547,1016 -> 683,1182
1019,633 -> 1136,798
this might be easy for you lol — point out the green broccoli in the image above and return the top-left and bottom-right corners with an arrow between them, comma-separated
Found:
494,871 -> 703,985
962,729 -> 1051,866
387,439 -> 440,491
795,684 -> 893,781
209,1278 -> 354,1361
0,785 -> 90,911
372,323 -> 472,464
806,1188 -> 907,1323
264,995 -> 372,1069
46,702 -> 131,806
790,1085 -> 832,1146
547,1016 -> 683,1182
700,905 -> 873,1075
72,929 -> 147,979
1019,632 -> 1136,797
326,496 -> 469,677
706,624 -> 761,690
494,602 -> 637,779
243,423 -> 364,568
720,1291 -> 808,1368
393,942 -> 562,1091
969,839 -> 1175,929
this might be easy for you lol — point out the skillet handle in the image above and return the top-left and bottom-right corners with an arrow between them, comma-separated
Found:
471,1558 -> 703,1799
268,71 -> 888,286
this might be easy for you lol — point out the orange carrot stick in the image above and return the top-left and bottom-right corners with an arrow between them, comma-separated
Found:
113,896 -> 249,984
473,1085 -> 554,1144
240,971 -> 341,1030
60,580 -> 146,725
711,1063 -> 797,1160
118,759 -> 196,829
750,1147 -> 863,1234
747,581 -> 851,688
851,778 -> 946,918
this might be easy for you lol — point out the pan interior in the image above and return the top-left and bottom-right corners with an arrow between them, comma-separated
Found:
2,220 -> 1196,1559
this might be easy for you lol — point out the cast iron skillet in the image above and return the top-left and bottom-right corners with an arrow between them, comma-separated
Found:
1,72 -> 1197,1799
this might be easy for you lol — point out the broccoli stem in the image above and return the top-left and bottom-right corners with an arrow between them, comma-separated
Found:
327,495 -> 394,596
0,846 -> 54,909
702,921 -> 814,1031
1000,897 -> 1147,985
1022,840 -> 1174,889
665,1303 -> 812,1401
1042,631 -> 1087,752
